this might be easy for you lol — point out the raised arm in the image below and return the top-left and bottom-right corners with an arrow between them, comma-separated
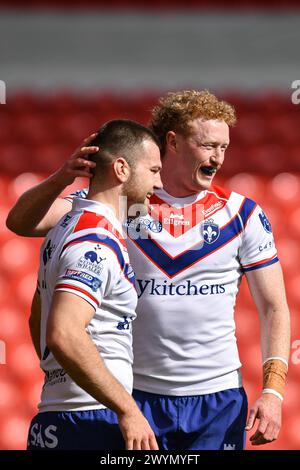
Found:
6,134 -> 98,237
47,291 -> 158,450
245,262 -> 290,445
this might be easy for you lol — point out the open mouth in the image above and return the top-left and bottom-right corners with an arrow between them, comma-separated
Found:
200,166 -> 217,176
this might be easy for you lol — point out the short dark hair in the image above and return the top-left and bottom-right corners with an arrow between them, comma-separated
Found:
88,119 -> 160,178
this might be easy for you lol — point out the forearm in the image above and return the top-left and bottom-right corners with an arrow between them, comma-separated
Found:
246,264 -> 291,363
259,305 -> 290,362
49,328 -> 138,416
6,174 -> 67,236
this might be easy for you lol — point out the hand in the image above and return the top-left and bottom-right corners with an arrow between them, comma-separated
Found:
118,407 -> 159,450
53,133 -> 99,187
245,393 -> 282,445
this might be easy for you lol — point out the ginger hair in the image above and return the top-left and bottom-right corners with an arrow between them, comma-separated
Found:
149,90 -> 236,154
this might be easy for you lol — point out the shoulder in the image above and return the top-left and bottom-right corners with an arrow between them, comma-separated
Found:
210,183 -> 257,215
209,184 -> 232,201
61,216 -> 127,274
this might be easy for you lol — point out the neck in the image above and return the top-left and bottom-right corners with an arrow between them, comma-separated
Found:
160,156 -> 199,198
87,184 -> 126,224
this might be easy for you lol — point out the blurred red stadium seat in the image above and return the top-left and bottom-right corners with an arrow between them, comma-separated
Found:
225,173 -> 266,202
8,173 -> 45,201
0,376 -> 23,411
1,145 -> 32,174
1,91 -> 299,176
0,304 -> 29,344
0,238 -> 39,276
8,341 -> 41,383
268,173 -> 300,207
276,239 -> 300,278
288,206 -> 300,240
0,412 -> 31,450
21,376 -> 43,414
245,144 -> 286,174
234,114 -> 268,146
16,273 -> 40,306
1,89 -> 300,451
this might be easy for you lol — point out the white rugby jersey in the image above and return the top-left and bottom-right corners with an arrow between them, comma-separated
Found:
38,198 -> 137,412
68,185 -> 278,396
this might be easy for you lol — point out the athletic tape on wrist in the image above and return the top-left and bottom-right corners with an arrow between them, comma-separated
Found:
263,358 -> 288,400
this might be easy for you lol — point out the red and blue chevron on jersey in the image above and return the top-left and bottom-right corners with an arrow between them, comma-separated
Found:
66,185 -> 279,396
127,185 -> 278,396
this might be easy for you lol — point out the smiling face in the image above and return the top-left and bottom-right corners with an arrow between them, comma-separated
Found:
122,138 -> 163,212
171,118 -> 230,193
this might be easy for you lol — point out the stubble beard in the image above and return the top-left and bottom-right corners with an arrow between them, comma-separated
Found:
122,174 -> 149,217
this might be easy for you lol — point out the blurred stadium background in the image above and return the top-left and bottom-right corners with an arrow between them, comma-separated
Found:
0,0 -> 299,451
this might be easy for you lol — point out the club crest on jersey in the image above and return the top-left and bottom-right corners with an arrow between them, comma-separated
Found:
259,211 -> 272,233
76,250 -> 106,275
202,219 -> 220,244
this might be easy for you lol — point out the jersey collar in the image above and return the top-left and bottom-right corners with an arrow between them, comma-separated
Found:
72,197 -> 123,234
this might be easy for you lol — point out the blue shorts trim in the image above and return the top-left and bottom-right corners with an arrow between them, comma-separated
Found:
27,408 -> 124,450
133,387 -> 248,450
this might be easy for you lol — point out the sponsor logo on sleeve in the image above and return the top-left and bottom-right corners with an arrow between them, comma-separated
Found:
64,269 -> 102,292
259,211 -> 272,233
259,241 -> 274,252
76,249 -> 106,275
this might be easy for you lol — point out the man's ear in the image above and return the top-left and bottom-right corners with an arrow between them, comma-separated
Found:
113,157 -> 131,183
165,131 -> 177,153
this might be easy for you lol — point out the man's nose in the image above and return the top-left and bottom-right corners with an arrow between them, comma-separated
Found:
154,173 -> 163,190
211,147 -> 223,165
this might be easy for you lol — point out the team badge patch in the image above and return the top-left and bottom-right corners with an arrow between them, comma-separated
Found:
76,250 -> 106,275
202,219 -> 220,244
259,211 -> 272,233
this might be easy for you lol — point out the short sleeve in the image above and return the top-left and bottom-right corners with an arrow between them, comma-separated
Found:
239,203 -> 279,272
55,240 -> 120,309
